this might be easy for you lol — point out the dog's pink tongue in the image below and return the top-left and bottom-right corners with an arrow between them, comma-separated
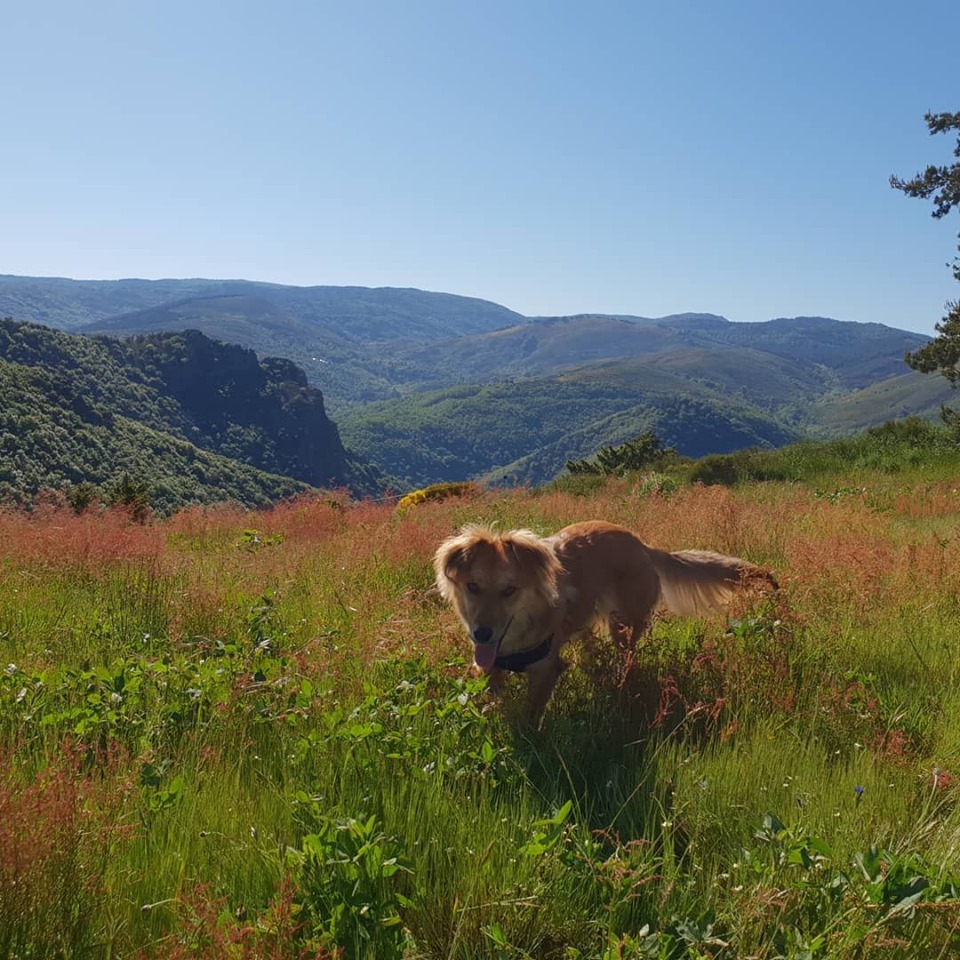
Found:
473,643 -> 498,674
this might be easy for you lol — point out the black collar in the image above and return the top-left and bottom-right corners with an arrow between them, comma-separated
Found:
494,635 -> 553,673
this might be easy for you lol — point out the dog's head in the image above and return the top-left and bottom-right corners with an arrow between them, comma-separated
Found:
434,525 -> 561,673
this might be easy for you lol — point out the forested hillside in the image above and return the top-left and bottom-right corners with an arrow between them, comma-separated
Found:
1,276 -> 932,408
390,313 -> 930,391
0,319 -> 374,511
338,372 -> 799,488
0,276 -> 523,408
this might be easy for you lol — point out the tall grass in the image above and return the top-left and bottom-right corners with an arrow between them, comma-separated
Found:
2,458 -> 960,957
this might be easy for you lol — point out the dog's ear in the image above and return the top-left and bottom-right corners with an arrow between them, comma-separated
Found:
503,532 -> 561,604
433,530 -> 479,601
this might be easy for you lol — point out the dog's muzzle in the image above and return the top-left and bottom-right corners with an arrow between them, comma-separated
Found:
472,618 -> 512,673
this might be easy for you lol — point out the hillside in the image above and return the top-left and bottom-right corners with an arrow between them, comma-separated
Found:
337,364 -> 800,488
388,314 -> 683,384
85,305 -> 937,424
810,370 -> 957,434
0,275 -> 233,328
1,275 -> 932,406
78,293 -> 408,410
0,319 -> 372,511
387,312 -> 930,393
654,314 -> 930,387
34,280 -> 525,409
1,275 -> 946,492
0,275 -> 522,338
336,322 -> 942,489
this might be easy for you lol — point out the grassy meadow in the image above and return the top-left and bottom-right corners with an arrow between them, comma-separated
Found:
3,448 -> 960,958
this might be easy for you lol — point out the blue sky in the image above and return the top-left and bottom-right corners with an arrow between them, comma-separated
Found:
2,1 -> 958,333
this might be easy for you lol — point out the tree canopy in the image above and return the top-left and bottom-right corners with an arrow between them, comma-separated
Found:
892,111 -> 960,385
565,432 -> 676,477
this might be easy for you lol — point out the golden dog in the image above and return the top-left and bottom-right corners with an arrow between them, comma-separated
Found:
434,520 -> 777,719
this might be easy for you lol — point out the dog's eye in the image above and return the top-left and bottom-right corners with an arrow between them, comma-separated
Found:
501,585 -> 517,597
466,582 -> 481,595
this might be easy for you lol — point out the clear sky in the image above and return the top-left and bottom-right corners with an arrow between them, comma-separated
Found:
2,1 -> 958,333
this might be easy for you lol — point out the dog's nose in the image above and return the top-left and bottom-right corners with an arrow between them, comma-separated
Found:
473,626 -> 493,644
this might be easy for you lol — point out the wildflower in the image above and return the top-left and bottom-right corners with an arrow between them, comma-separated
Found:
854,785 -> 865,804
932,768 -> 955,790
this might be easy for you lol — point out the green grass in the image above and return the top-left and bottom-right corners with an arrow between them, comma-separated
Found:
681,419 -> 960,488
2,467 -> 960,957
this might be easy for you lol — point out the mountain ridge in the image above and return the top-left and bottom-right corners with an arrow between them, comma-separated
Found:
0,274 -> 947,493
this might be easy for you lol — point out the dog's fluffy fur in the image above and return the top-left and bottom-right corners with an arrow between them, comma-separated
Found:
434,520 -> 777,718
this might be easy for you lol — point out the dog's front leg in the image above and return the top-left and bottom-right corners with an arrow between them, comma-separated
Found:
523,656 -> 566,722
472,664 -> 508,698
485,667 -> 508,695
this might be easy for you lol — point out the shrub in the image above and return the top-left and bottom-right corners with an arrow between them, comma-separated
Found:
396,481 -> 482,510
566,432 -> 676,477
107,472 -> 152,523
65,481 -> 100,515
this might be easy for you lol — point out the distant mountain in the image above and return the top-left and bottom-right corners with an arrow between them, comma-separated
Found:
387,313 -> 929,392
388,315 -> 682,384
0,274 -> 944,492
76,293 -> 396,410
652,314 -> 929,388
0,319 -> 375,511
1,275 -> 930,400
84,302 -> 934,415
0,276 -> 523,408
0,274 -> 523,339
0,275 -> 235,328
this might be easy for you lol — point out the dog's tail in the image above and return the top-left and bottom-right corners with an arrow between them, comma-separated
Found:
648,548 -> 778,617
